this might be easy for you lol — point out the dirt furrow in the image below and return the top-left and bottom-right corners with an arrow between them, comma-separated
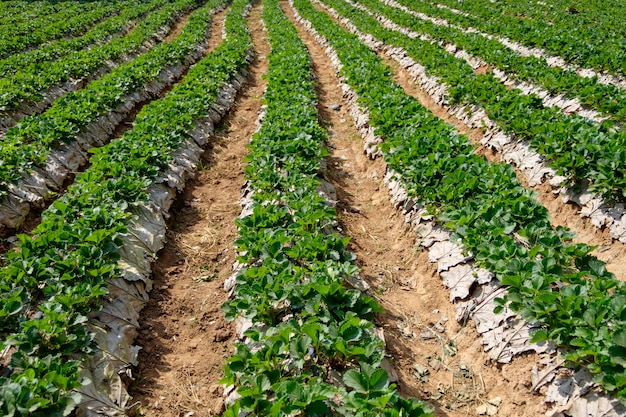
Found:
129,3 -> 270,416
164,7 -> 195,43
283,1 -> 549,416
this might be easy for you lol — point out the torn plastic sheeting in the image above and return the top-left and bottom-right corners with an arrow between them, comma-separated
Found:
428,240 -> 470,272
317,179 -> 338,206
188,123 -> 215,146
400,194 -> 419,214
77,355 -> 130,417
403,206 -> 426,227
125,205 -> 167,253
0,193 -> 29,228
95,297 -> 141,331
469,286 -> 513,334
48,144 -> 89,174
87,322 -> 141,368
481,131 -> 511,151
106,276 -> 149,308
173,137 -> 203,170
523,163 -> 556,187
118,232 -> 153,275
160,138 -> 202,191
579,198 -> 610,228
118,259 -> 149,284
441,263 -> 477,300
545,369 -> 626,417
42,159 -> 73,189
440,263 -> 492,301
7,176 -> 48,203
80,130 -> 108,148
414,223 -> 449,248
609,214 -> 626,242
481,317 -> 553,363
148,183 -> 176,217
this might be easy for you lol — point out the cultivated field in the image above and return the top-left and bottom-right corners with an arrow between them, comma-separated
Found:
0,0 -> 625,416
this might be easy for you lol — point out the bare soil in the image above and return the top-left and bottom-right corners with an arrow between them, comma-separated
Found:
129,3 -> 270,416
164,9 -> 194,43
283,2 -> 549,416
474,64 -> 493,75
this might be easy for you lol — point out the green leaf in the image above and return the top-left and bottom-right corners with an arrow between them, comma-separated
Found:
343,369 -> 368,394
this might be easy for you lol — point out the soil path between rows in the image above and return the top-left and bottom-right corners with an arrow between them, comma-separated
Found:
129,3 -> 270,416
164,9 -> 194,43
284,1 -> 551,416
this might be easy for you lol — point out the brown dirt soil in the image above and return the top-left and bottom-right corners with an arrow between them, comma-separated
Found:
283,2 -> 549,416
163,9 -> 194,43
474,64 -> 493,75
129,4 -> 270,416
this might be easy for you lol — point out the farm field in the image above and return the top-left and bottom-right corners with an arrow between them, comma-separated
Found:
0,0 -> 625,416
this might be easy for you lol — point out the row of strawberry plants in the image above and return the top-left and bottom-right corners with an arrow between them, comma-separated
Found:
0,1 -> 95,39
0,1 -> 62,24
406,0 -> 626,78
0,0 -> 222,232
220,0 -> 431,414
0,1 -> 125,60
0,0 -> 168,79
442,0 -> 623,38
355,0 -> 626,124
0,0 -> 253,413
317,0 -> 626,205
0,0 -> 199,120
293,0 -> 626,402
489,0 -> 623,32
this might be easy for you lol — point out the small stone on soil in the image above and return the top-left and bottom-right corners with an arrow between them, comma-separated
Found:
214,329 -> 231,342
